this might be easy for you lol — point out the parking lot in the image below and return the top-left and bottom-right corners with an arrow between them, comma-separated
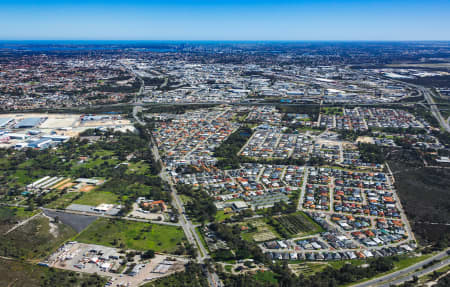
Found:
45,242 -> 188,287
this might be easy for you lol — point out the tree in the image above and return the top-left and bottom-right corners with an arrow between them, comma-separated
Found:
141,249 -> 155,259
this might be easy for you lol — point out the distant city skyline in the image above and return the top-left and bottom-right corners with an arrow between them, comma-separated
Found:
1,0 -> 450,41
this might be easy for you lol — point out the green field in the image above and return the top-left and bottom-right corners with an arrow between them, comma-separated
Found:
75,218 -> 187,253
238,218 -> 281,242
0,215 -> 76,260
179,194 -> 193,204
253,270 -> 278,284
76,156 -> 118,171
126,161 -> 150,175
45,192 -> 82,209
393,254 -> 434,270
323,107 -> 343,115
72,191 -> 119,206
328,259 -> 366,270
214,210 -> 233,222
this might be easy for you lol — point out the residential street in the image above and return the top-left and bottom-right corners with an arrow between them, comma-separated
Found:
132,107 -> 222,286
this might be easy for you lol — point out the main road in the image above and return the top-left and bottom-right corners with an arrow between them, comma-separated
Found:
132,106 -> 223,286
419,85 -> 450,133
378,257 -> 450,287
388,78 -> 450,133
352,248 -> 449,287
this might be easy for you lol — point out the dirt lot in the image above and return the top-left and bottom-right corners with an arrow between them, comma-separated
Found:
80,119 -> 131,127
128,203 -> 165,221
40,115 -> 80,129
356,136 -> 375,144
80,185 -> 96,192
58,182 -> 76,190
0,113 -> 133,136
53,178 -> 72,189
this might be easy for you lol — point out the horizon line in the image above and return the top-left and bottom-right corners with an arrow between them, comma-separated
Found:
1,39 -> 450,42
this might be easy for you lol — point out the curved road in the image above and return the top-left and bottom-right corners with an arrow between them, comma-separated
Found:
379,258 -> 450,287
352,249 -> 449,287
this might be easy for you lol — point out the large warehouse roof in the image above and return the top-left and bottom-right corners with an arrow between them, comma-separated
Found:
15,117 -> 44,128
0,118 -> 13,127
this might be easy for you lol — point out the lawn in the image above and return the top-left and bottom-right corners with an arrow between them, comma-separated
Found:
126,161 -> 150,175
72,190 -> 119,206
78,155 -> 118,170
323,107 -> 343,115
214,210 -> 233,222
393,253 -> 434,270
328,259 -> 365,270
75,218 -> 187,253
254,270 -> 278,284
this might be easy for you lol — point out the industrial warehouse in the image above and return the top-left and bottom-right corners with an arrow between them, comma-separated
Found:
0,113 -> 134,149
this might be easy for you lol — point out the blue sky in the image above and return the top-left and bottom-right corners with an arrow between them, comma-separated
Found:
1,0 -> 449,40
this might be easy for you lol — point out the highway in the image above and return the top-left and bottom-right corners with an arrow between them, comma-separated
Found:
420,86 -> 450,133
352,249 -> 450,287
379,257 -> 450,287
389,78 -> 450,133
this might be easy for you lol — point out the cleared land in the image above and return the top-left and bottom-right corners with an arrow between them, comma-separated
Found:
239,218 -> 280,242
72,190 -> 119,206
289,262 -> 328,277
74,218 -> 187,253
45,192 -> 82,209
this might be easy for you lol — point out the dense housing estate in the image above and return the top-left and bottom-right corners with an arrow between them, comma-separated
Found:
0,42 -> 449,287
